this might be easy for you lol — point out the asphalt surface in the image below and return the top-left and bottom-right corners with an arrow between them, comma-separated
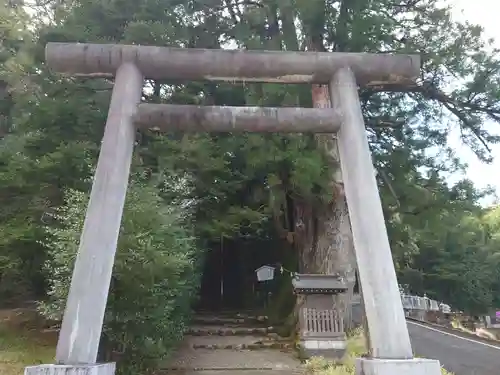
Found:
408,320 -> 500,375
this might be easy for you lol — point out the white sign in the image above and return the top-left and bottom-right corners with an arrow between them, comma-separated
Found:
255,265 -> 275,282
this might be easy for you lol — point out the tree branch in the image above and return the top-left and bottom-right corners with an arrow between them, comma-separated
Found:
362,81 -> 500,152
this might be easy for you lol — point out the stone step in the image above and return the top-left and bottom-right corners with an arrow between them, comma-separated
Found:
191,341 -> 294,350
165,371 -> 303,375
186,325 -> 276,336
195,310 -> 265,316
192,315 -> 269,327
164,348 -> 303,371
186,335 -> 294,350
192,316 -> 248,326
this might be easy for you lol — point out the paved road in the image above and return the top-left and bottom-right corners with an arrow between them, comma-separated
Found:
408,320 -> 500,375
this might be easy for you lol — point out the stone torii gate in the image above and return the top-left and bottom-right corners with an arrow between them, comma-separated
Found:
26,43 -> 441,375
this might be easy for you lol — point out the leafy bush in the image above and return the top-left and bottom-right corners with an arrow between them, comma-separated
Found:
39,182 -> 202,375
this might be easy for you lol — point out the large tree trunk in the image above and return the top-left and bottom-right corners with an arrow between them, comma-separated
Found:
293,0 -> 358,329
309,84 -> 357,330
291,87 -> 357,330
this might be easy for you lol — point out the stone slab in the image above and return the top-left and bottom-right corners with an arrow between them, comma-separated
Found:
166,371 -> 303,375
356,358 -> 442,375
166,347 -> 301,370
300,339 -> 347,360
24,363 -> 115,375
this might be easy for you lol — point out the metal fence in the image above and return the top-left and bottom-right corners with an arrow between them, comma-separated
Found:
350,292 -> 451,327
400,293 -> 451,315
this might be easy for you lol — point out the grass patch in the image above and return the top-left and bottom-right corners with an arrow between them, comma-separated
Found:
451,318 -> 499,341
303,327 -> 453,375
0,308 -> 56,375
451,319 -> 475,334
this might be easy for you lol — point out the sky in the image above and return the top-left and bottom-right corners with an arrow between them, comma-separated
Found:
448,0 -> 500,204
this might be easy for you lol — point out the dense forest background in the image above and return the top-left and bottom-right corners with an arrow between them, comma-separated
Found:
2,0 -> 500,374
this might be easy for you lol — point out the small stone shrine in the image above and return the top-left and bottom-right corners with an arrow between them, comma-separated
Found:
292,274 -> 347,359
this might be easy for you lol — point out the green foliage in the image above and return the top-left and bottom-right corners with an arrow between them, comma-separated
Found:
0,0 -> 500,370
151,132 -> 332,242
39,182 -> 202,375
400,191 -> 500,314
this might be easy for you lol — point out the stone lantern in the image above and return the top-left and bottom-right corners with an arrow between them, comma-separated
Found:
292,274 -> 348,359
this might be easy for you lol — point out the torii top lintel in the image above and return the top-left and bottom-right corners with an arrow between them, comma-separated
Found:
45,42 -> 420,86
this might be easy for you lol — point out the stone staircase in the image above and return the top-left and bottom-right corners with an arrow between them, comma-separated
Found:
163,312 -> 303,375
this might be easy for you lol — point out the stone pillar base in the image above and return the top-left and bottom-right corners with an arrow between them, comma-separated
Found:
300,338 -> 347,360
356,358 -> 442,375
25,363 -> 116,375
